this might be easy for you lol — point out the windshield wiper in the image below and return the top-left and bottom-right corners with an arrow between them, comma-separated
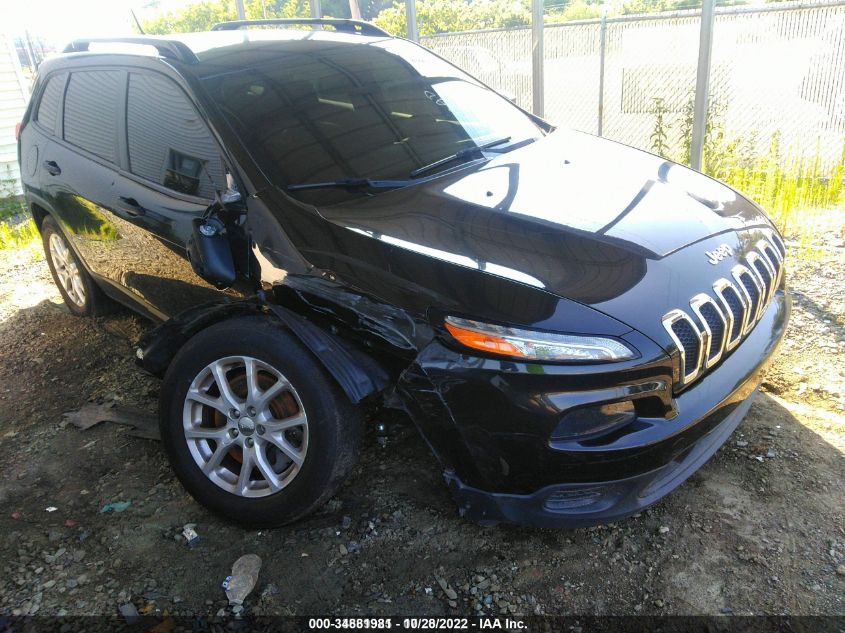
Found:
287,178 -> 413,192
409,136 -> 511,178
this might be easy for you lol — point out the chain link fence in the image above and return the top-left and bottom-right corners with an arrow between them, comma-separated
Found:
421,28 -> 534,110
422,0 -> 845,172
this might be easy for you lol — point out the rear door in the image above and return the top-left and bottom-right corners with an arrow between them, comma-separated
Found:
112,69 -> 247,318
19,71 -> 65,206
39,69 -> 125,280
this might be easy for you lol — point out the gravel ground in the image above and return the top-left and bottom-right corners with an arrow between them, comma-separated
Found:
0,222 -> 843,619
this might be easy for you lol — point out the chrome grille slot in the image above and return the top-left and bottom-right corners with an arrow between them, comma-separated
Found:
752,259 -> 771,288
673,321 -> 701,376
771,233 -> 786,258
747,251 -> 776,305
717,282 -> 745,347
690,293 -> 726,368
700,304 -> 725,359
662,309 -> 704,384
758,240 -> 783,289
662,234 -> 785,389
734,265 -> 763,330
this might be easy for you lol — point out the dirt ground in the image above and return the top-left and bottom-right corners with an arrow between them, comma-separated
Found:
0,219 -> 843,619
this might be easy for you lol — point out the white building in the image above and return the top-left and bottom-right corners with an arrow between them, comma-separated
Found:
0,33 -> 30,195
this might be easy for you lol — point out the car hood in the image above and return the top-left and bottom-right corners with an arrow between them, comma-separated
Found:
317,129 -> 775,338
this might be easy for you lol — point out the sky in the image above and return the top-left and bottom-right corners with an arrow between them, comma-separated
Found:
4,0 -> 199,49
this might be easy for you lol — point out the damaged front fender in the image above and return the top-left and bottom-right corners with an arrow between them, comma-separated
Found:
136,299 -> 391,404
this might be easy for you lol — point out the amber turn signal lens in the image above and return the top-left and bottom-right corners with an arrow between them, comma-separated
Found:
443,316 -> 637,362
445,321 -> 523,357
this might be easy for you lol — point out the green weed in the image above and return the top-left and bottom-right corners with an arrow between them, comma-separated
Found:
650,95 -> 845,242
0,217 -> 40,250
707,133 -> 845,238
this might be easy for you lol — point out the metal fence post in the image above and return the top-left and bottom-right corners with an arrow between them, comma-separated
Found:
597,10 -> 607,136
531,0 -> 544,117
690,0 -> 715,171
311,0 -> 322,19
406,0 -> 419,41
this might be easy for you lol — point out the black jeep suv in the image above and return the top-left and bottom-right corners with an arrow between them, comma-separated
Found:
17,19 -> 790,528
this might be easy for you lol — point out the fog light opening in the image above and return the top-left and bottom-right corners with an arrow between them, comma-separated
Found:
550,400 -> 637,442
543,488 -> 604,511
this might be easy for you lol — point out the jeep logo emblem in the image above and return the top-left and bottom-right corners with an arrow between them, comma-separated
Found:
705,244 -> 733,265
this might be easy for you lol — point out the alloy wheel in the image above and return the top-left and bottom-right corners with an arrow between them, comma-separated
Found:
182,355 -> 309,498
48,232 -> 86,308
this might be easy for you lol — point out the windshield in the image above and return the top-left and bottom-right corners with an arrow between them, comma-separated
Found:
202,38 -> 542,204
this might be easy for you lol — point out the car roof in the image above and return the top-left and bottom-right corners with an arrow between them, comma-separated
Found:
45,26 -> 394,79
176,29 -> 394,77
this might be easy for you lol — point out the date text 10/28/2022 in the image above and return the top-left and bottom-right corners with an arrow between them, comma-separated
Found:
307,618 -> 527,630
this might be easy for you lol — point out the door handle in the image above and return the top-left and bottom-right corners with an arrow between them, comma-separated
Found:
118,196 -> 146,217
43,160 -> 61,176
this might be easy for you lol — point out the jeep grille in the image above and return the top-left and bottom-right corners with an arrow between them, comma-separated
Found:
662,233 -> 785,389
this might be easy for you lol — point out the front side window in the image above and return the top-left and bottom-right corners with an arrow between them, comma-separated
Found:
36,74 -> 65,133
203,38 -> 541,204
63,70 -> 122,163
127,72 -> 224,198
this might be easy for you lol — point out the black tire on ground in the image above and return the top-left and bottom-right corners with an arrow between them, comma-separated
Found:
40,214 -> 112,317
159,316 -> 363,527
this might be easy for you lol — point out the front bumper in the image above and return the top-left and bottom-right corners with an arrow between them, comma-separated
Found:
398,290 -> 790,528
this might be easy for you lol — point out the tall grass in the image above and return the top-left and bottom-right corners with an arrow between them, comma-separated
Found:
0,175 -> 39,251
650,96 -> 845,240
709,134 -> 845,237
0,218 -> 39,250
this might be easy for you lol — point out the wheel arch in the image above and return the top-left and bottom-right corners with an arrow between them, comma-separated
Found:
137,300 -> 391,404
30,203 -> 49,229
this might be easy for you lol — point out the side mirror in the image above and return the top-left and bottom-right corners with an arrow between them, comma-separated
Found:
187,217 -> 236,289
221,187 -> 242,205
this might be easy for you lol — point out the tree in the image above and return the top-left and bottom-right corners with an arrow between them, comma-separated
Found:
141,0 -> 742,39
142,0 -> 312,34
373,0 -> 531,37
547,0 -> 601,21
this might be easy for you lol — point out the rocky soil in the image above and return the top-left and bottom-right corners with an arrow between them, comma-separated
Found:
0,227 -> 843,619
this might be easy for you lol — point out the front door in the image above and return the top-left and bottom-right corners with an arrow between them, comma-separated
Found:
111,69 -> 248,318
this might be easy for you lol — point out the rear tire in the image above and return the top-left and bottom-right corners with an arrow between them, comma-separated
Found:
159,317 -> 362,527
41,215 -> 112,316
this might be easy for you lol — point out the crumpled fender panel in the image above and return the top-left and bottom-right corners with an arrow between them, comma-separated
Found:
136,299 -> 390,404
267,304 -> 390,403
395,341 -> 524,491
136,300 -> 267,376
395,354 -> 487,487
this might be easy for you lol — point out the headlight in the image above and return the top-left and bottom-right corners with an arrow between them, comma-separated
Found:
444,316 -> 636,362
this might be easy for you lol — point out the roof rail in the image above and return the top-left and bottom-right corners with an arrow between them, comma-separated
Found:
211,18 -> 391,37
63,37 -> 200,64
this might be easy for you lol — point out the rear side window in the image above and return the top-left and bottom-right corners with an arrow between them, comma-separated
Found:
36,74 -> 64,133
127,72 -> 223,199
63,70 -> 122,163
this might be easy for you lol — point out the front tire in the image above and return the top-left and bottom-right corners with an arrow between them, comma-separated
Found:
159,317 -> 362,527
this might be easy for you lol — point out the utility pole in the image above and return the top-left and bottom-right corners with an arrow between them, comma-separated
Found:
235,0 -> 246,20
405,0 -> 419,41
690,0 -> 715,171
312,0 -> 322,19
349,0 -> 362,20
531,0 -> 544,117
597,8 -> 607,136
